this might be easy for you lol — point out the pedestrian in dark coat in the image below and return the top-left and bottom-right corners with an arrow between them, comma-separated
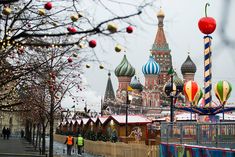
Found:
6,128 -> 10,139
2,127 -> 6,139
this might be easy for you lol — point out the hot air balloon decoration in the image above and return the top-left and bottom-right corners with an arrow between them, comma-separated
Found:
183,81 -> 200,102
193,88 -> 203,107
214,80 -> 232,105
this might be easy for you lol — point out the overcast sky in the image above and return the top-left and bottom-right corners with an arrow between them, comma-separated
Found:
62,0 -> 235,112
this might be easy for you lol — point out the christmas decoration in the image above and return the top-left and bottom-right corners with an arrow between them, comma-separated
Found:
99,65 -> 104,69
107,23 -> 118,33
38,9 -> 45,16
44,2 -> 53,10
70,15 -> 79,22
214,80 -> 232,105
115,44 -> 122,52
89,40 -> 96,48
126,26 -> 133,33
183,81 -> 200,102
2,7 -> 12,15
67,57 -> 73,63
67,26 -> 77,33
198,3 -> 216,35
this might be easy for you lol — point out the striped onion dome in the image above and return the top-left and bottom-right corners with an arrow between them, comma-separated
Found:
142,56 -> 160,75
115,55 -> 135,77
130,76 -> 143,91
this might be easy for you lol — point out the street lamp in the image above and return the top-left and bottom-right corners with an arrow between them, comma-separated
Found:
123,90 -> 133,137
163,67 -> 183,123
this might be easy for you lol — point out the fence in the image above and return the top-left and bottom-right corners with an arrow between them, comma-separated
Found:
161,122 -> 235,149
54,134 -> 159,157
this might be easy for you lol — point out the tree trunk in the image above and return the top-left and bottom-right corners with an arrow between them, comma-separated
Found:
49,91 -> 55,157
32,124 -> 36,146
42,123 -> 46,155
35,123 -> 39,150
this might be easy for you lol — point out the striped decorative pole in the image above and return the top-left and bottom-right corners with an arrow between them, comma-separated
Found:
198,3 -> 216,108
204,36 -> 212,108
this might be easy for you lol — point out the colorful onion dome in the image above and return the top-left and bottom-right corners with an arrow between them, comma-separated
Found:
130,76 -> 143,91
181,55 -> 197,74
115,55 -> 135,77
173,73 -> 184,87
142,56 -> 160,75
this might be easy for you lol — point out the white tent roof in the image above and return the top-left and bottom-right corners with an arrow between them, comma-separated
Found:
98,116 -> 109,124
111,115 -> 151,124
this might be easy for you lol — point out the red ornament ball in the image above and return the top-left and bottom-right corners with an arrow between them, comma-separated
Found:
126,26 -> 133,33
198,17 -> 216,34
44,2 -> 52,10
67,57 -> 73,63
67,26 -> 77,33
89,40 -> 96,48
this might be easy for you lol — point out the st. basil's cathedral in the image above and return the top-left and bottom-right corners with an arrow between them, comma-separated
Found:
101,9 -> 197,119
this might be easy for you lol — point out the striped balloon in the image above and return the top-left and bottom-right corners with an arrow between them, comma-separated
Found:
193,88 -> 203,107
184,81 -> 200,102
214,80 -> 232,105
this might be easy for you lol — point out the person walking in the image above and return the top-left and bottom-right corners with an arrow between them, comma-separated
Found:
6,128 -> 10,140
2,127 -> 6,139
76,134 -> 84,156
64,134 -> 74,155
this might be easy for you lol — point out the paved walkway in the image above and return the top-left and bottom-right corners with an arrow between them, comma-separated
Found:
0,136 -> 101,157
0,136 -> 43,156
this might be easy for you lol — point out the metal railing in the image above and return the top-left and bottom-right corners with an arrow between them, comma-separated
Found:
161,122 -> 235,149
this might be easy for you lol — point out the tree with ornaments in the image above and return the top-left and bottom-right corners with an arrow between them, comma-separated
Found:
0,1 -> 154,157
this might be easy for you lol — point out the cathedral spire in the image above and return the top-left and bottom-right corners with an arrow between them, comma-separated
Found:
104,72 -> 115,101
152,8 -> 170,52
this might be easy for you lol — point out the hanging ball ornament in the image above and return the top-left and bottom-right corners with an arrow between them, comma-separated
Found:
2,7 -> 12,15
126,26 -> 133,33
67,26 -> 77,33
115,44 -> 122,52
67,57 -> 73,63
89,40 -> 96,48
38,9 -> 45,16
198,3 -> 216,34
99,65 -> 104,69
44,2 -> 53,10
70,15 -> 79,22
107,23 -> 118,33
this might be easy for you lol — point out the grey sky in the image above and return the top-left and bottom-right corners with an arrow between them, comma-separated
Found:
63,0 -> 235,111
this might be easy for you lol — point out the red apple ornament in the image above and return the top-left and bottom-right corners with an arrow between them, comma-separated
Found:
89,40 -> 96,48
126,26 -> 133,33
198,3 -> 216,35
44,2 -> 52,10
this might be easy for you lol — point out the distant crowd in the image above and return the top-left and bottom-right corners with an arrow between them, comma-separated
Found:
1,126 -> 11,140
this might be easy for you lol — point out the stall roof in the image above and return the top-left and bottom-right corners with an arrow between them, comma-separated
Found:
97,116 -> 109,124
111,115 -> 152,124
82,118 -> 90,125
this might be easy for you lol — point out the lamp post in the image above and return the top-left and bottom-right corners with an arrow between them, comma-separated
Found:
164,67 -> 183,123
123,90 -> 132,137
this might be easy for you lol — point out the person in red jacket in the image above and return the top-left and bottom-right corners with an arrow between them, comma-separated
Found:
64,134 -> 74,155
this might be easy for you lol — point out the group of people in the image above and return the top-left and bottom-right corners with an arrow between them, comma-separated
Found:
64,134 -> 84,156
2,127 -> 11,140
